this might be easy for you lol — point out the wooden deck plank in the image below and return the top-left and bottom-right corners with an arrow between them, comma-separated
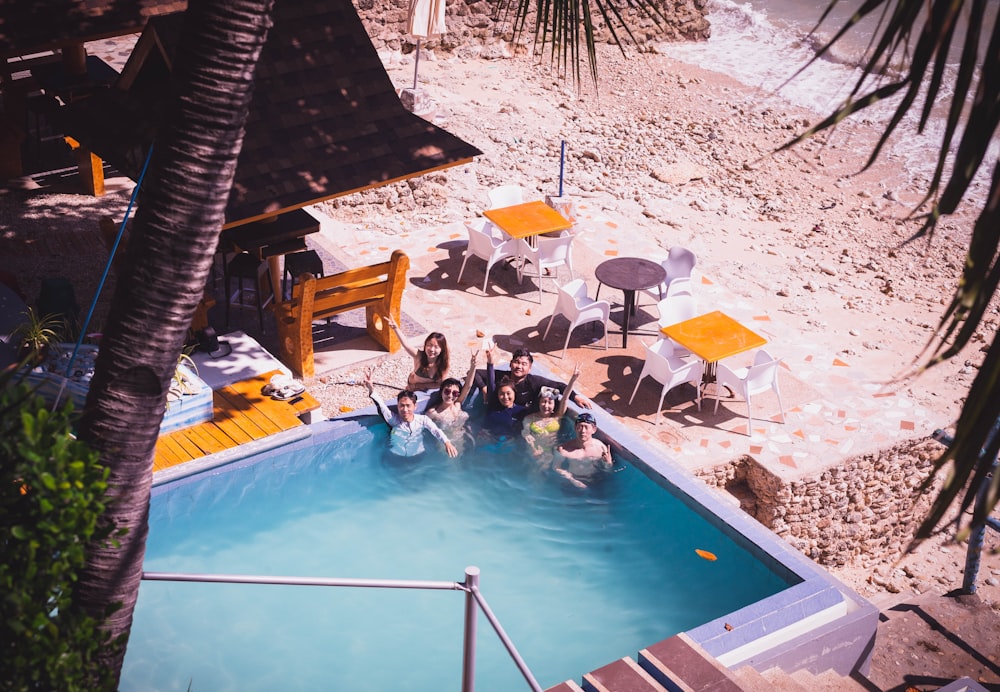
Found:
183,424 -> 229,456
225,371 -> 308,430
153,370 -> 314,473
214,386 -> 284,436
217,384 -> 301,433
159,434 -> 193,462
153,437 -> 184,470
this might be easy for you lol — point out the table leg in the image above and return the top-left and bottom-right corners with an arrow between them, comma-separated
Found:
622,289 -> 634,348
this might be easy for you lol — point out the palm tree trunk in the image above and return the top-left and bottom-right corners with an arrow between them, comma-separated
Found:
73,0 -> 274,683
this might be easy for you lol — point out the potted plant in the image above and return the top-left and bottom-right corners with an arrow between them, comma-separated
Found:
10,308 -> 64,365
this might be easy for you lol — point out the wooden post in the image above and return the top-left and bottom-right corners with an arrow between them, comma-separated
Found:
367,250 -> 409,352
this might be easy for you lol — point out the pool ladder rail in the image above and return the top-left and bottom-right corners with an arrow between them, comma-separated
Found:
142,566 -> 542,692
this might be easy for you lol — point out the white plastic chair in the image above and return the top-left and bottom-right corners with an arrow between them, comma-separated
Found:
655,293 -> 696,357
628,339 -> 704,423
488,184 -> 524,209
456,219 -> 520,293
641,246 -> 697,305
517,234 -> 575,303
542,279 -> 611,358
713,349 -> 785,432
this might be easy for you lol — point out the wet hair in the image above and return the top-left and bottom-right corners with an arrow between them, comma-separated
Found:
497,380 -> 516,397
419,332 -> 450,378
510,348 -> 534,364
397,390 -> 418,405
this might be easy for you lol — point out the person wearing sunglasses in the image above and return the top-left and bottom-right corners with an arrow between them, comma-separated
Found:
425,351 -> 479,455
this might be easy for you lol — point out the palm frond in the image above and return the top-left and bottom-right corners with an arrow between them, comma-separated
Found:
784,0 -> 1000,541
496,0 -> 667,86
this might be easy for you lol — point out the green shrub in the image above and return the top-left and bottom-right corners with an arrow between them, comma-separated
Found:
0,377 -> 116,691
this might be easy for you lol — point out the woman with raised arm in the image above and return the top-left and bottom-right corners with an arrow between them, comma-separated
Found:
425,350 -> 479,454
386,314 -> 450,391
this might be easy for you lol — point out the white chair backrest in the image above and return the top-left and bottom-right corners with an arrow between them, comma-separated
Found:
746,350 -> 780,394
488,185 -> 524,209
664,246 -> 696,280
665,277 -> 693,299
561,278 -> 589,303
466,221 -> 501,256
537,234 -> 574,264
656,294 -> 695,327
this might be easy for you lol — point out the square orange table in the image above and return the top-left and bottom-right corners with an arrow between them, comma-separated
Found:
483,200 -> 572,239
661,311 -> 766,364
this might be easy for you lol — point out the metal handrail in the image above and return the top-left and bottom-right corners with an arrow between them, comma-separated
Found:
142,566 -> 543,692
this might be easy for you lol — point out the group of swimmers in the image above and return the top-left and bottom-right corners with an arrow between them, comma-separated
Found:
362,318 -> 614,487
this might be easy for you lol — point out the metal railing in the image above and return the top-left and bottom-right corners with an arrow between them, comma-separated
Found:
932,425 -> 1000,594
142,566 -> 543,692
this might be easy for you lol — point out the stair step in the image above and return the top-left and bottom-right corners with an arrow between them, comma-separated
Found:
546,680 -> 586,692
639,633 -> 742,691
732,665 -> 776,692
582,657 -> 667,692
759,666 -> 809,691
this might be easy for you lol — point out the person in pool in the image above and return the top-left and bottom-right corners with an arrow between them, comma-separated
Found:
386,314 -> 450,391
556,412 -> 613,488
521,363 -> 580,468
481,345 -> 530,440
425,351 -> 479,454
474,347 -> 593,413
364,367 -> 457,460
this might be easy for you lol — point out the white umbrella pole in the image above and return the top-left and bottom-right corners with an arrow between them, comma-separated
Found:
413,38 -> 422,90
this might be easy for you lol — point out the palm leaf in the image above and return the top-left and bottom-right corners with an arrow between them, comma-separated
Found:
785,0 -> 1000,541
496,0 -> 666,86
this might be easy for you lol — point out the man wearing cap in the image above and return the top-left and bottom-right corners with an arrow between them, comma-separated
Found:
476,347 -> 593,413
556,412 -> 613,488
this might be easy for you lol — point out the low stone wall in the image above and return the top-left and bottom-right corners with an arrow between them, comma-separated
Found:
354,0 -> 710,54
697,438 -> 946,568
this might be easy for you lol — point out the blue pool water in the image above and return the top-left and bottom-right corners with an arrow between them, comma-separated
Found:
121,419 -> 798,691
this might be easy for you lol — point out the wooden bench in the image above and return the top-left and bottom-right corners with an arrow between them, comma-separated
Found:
275,250 -> 410,378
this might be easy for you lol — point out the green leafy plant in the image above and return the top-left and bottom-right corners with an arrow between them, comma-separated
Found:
10,308 -> 64,363
0,372 -> 119,691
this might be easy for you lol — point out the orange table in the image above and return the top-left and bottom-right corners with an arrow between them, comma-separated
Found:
661,311 -> 767,364
483,200 -> 572,239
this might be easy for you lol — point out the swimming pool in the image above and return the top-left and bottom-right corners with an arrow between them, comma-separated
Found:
122,399 -> 876,690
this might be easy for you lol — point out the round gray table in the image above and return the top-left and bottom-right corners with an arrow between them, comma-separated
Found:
594,257 -> 666,347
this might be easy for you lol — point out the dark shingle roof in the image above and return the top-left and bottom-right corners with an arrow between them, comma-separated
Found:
0,0 -> 185,58
48,1 -> 481,226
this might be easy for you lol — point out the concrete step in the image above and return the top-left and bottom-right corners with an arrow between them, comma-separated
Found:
546,680 -> 586,692
582,657 -> 668,692
790,667 -> 868,690
638,633 -> 742,691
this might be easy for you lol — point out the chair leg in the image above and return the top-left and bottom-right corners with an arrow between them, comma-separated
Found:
542,313 -> 558,340
561,326 -> 572,359
457,255 -> 470,285
655,385 -> 669,425
628,374 -> 643,406
481,259 -> 492,293
775,385 -> 785,423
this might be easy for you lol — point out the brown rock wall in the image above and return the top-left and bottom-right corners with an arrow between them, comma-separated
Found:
697,439 -> 944,569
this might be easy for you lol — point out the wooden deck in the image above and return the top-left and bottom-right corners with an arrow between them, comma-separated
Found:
153,370 -> 320,472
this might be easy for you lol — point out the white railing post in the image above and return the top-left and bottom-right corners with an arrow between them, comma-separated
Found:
462,566 -> 480,692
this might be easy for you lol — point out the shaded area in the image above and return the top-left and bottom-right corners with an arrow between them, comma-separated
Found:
49,0 -> 481,226
0,0 -> 184,57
